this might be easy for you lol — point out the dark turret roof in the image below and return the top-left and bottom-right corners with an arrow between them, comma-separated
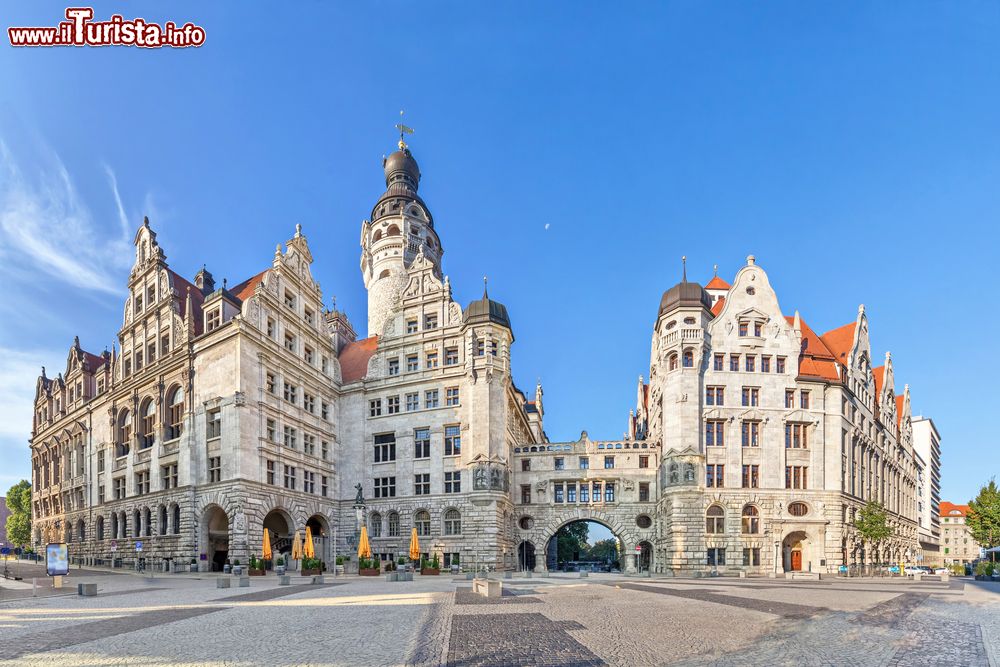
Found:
464,287 -> 512,330
371,147 -> 433,225
658,280 -> 712,316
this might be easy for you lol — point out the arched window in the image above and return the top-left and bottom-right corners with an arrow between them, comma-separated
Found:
378,269 -> 390,279
788,502 -> 808,517
387,512 -> 400,537
668,353 -> 679,371
386,224 -> 400,237
742,505 -> 760,534
166,386 -> 184,440
415,510 -> 431,537
682,348 -> 694,368
116,409 -> 131,457
111,513 -> 119,539
96,516 -> 105,541
444,509 -> 461,536
133,510 -> 142,538
159,505 -> 168,535
372,229 -> 382,242
139,398 -> 155,449
172,504 -> 181,535
426,236 -> 436,249
143,507 -> 152,537
706,505 -> 725,534
78,519 -> 86,542
369,512 -> 382,538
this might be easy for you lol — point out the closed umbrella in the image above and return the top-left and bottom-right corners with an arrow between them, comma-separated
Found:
262,528 -> 272,562
292,530 -> 303,561
357,525 -> 372,560
304,525 -> 315,559
409,527 -> 420,563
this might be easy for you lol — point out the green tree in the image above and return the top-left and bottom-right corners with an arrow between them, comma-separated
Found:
5,480 -> 32,547
585,538 -> 619,563
968,479 -> 1000,562
555,522 -> 589,562
853,501 -> 892,570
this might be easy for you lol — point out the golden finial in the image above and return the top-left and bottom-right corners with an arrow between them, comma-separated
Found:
395,110 -> 414,150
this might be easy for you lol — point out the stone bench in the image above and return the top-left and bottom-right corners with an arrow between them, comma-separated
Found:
238,576 -> 250,587
473,578 -> 502,598
77,583 -> 97,597
785,571 -> 821,581
310,575 -> 325,585
216,578 -> 231,589
278,575 -> 291,586
578,571 -> 589,578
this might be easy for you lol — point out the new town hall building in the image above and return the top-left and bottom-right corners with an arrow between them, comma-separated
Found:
28,138 -> 937,575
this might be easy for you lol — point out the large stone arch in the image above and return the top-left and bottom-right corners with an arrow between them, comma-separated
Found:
528,508 -> 642,573
198,502 -> 230,572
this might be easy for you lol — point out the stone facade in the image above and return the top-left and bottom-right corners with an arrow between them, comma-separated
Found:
28,137 -> 930,575
940,502 -> 981,565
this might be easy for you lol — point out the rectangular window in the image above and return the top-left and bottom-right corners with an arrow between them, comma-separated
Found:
369,399 -> 382,417
208,456 -> 221,483
266,460 -> 276,485
706,387 -> 724,406
161,333 -> 170,355
303,434 -> 316,456
406,319 -> 418,334
321,402 -> 330,420
114,477 -> 126,500
147,342 -> 156,364
707,548 -> 726,566
445,347 -> 459,365
554,485 -> 564,503
741,421 -> 760,447
267,318 -> 276,338
374,433 -> 396,463
426,351 -> 439,369
785,465 -> 808,489
414,473 -> 430,495
284,291 -> 296,310
284,332 -> 296,353
445,471 -> 461,493
135,471 -> 150,495
304,346 -> 314,364
266,372 -> 277,395
283,382 -> 298,404
283,425 -> 297,449
387,357 -> 399,376
321,475 -> 328,497
206,410 -> 221,439
98,485 -> 106,504
386,395 -> 400,414
206,308 -> 222,332
605,483 -> 615,503
424,313 -> 438,329
604,455 -> 615,469
592,482 -> 602,503
730,354 -> 740,371
405,393 -> 419,411
580,484 -> 589,503
567,484 -> 577,503
579,456 -> 589,469
706,464 -> 724,488
639,455 -> 649,469
785,423 -> 808,449
425,389 -> 439,409
283,465 -> 296,490
303,471 -> 315,494
743,547 -> 761,566
713,354 -> 725,371
639,482 -> 650,502
98,450 -> 106,473
742,464 -> 759,488
761,356 -> 771,373
374,476 -> 396,498
445,424 -> 461,456
521,459 -> 531,471
739,322 -> 748,336
741,387 -> 759,406
706,420 -> 725,447
745,355 -> 755,372
776,356 -> 786,374
321,440 -> 329,461
414,428 -> 430,458
445,387 -> 460,406
785,390 -> 794,409
754,322 -> 762,337
406,355 -> 419,372
161,464 -> 178,489
521,484 -> 531,504
554,457 -> 565,471
800,390 -> 811,409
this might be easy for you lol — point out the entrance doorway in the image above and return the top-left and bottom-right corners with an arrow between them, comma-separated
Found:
782,530 -> 808,572
264,509 -> 294,565
201,505 -> 229,572
517,541 -> 536,571
545,520 -> 622,572
637,541 -> 653,572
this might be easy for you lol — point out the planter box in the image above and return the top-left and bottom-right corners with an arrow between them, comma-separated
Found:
420,568 -> 440,575
278,575 -> 291,586
398,572 -> 413,582
385,572 -> 399,582
276,566 -> 286,576
359,568 -> 381,576
301,568 -> 322,576
248,569 -> 266,577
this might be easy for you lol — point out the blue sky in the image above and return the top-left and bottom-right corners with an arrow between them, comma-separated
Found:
1,2 -> 997,510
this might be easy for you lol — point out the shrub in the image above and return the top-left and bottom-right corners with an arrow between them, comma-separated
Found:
398,556 -> 406,565
335,556 -> 345,565
452,554 -> 459,566
975,561 -> 994,577
431,554 -> 440,570
233,559 -> 241,567
277,556 -> 285,566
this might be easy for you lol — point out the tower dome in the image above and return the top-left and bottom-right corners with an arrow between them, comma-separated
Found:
371,147 -> 433,226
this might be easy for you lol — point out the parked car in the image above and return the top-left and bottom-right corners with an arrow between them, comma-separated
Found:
933,567 -> 949,575
903,566 -> 922,576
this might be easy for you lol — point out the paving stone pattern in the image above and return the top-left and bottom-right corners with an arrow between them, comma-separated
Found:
613,582 -> 829,619
447,613 -> 603,667
454,587 -> 541,605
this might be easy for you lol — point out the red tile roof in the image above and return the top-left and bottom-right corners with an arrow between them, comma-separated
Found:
785,315 -> 841,381
940,502 -> 969,517
711,297 -> 726,317
895,394 -> 905,427
873,366 -> 886,396
705,276 -> 731,290
339,336 -> 378,383
820,322 -> 857,362
231,269 -> 269,302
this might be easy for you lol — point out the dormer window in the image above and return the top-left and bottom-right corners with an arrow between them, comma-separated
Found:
206,308 -> 222,332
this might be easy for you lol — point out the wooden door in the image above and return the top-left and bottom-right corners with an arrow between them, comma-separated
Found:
791,550 -> 802,571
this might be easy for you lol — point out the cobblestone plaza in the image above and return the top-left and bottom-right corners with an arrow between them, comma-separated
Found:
1,569 -> 998,666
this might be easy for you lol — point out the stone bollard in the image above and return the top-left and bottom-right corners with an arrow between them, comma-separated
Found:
912,573 -> 922,582
739,571 -> 747,579
310,575 -> 326,585
385,572 -> 399,582
523,571 -> 533,578
579,571 -> 589,578
503,571 -> 513,580
464,572 -> 475,580
941,573 -> 950,583
216,578 -> 231,589
278,575 -> 291,586
238,576 -> 250,587
78,583 -> 97,597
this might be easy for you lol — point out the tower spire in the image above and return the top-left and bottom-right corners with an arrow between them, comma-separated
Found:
682,256 -> 687,283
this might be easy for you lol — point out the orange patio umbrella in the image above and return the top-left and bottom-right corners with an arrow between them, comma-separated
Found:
291,530 -> 303,561
262,527 -> 272,561
357,525 -> 372,560
409,527 -> 420,562
304,525 -> 316,559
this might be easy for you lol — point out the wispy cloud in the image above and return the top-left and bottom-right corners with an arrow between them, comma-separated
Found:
0,346 -> 57,484
0,141 -> 133,296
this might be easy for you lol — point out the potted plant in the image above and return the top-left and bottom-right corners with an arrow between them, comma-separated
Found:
276,556 -> 286,576
301,557 -> 322,576
421,555 -> 440,576
975,561 -> 994,581
249,555 -> 266,576
359,557 -> 381,576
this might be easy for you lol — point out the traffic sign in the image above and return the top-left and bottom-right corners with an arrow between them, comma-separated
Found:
635,546 -> 642,553
111,540 -> 118,552
135,541 -> 143,552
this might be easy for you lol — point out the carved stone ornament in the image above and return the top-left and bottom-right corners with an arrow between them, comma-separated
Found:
233,511 -> 247,535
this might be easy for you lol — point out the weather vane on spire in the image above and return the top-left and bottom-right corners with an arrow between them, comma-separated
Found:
395,110 -> 414,150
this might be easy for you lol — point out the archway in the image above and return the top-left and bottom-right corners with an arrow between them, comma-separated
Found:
201,505 -> 229,572
306,514 -> 331,566
517,541 -> 536,571
637,541 -> 653,572
264,508 -> 295,563
782,530 -> 809,572
545,520 -> 623,573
